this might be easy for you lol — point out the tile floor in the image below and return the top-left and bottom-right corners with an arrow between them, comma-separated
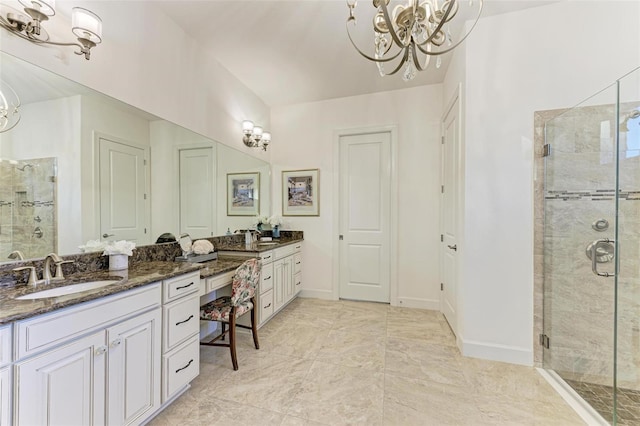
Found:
150,298 -> 586,425
565,379 -> 640,425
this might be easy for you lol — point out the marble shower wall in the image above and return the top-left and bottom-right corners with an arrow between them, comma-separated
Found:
535,102 -> 640,390
0,158 -> 57,260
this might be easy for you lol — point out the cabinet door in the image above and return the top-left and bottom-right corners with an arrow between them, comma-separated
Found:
273,258 -> 285,311
284,257 -> 295,302
0,366 -> 9,426
14,331 -> 106,426
107,308 -> 161,426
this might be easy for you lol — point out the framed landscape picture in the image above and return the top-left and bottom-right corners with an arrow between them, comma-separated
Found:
282,169 -> 319,216
227,172 -> 260,216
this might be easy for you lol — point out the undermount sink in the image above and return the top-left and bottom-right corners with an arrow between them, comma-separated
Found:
15,280 -> 121,300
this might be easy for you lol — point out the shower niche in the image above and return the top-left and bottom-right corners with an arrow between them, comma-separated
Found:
0,157 -> 57,261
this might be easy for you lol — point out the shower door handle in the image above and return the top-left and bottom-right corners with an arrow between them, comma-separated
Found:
591,238 -> 615,277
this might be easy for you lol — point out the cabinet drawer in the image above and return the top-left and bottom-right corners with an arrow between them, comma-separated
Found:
293,242 -> 303,252
163,294 -> 199,352
0,325 -> 11,367
206,271 -> 234,293
274,245 -> 295,260
259,290 -> 274,324
258,250 -> 274,264
294,272 -> 302,294
163,271 -> 200,303
293,253 -> 302,274
162,335 -> 199,403
260,263 -> 274,294
15,284 -> 161,360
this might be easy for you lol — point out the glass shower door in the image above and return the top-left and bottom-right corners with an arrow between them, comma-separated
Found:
543,83 -> 619,423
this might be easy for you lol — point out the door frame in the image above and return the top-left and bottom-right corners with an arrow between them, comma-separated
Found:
332,125 -> 399,305
440,83 -> 463,338
92,132 -> 150,244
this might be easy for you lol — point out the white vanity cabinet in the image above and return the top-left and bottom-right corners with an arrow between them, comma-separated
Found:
161,271 -> 200,404
13,284 -> 162,426
0,324 -> 11,426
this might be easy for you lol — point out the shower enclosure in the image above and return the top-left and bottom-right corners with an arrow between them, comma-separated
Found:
0,158 -> 57,260
541,66 -> 640,425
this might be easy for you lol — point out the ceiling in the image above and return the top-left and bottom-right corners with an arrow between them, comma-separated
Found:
155,0 -> 560,107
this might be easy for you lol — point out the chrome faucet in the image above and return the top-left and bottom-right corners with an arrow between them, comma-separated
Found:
8,250 -> 25,260
43,253 -> 74,282
12,266 -> 42,287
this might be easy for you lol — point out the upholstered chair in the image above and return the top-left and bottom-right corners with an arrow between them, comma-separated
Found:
199,258 -> 261,370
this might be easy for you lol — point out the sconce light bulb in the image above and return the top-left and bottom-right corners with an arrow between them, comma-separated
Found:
242,120 -> 254,134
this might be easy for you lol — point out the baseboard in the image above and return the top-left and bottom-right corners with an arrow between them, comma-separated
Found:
298,289 -> 336,300
395,297 -> 440,310
461,338 -> 533,366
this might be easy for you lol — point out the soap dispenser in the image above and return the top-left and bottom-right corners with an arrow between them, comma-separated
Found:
226,228 -> 232,236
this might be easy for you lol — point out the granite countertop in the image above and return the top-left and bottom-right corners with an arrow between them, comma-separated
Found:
0,261 -> 201,325
197,256 -> 249,279
216,237 -> 303,253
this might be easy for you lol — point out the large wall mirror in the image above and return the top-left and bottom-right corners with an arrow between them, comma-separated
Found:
0,52 -> 270,264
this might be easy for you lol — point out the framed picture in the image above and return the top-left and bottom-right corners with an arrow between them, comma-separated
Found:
282,169 -> 319,216
227,172 -> 260,216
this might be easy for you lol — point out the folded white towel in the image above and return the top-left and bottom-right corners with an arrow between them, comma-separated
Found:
192,239 -> 214,255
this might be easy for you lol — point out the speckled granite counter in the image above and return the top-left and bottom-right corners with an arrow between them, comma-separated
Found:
216,237 -> 304,253
0,261 -> 201,325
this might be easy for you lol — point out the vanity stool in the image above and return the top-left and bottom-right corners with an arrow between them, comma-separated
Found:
199,258 -> 261,370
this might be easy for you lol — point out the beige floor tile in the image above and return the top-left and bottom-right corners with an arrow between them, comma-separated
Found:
287,360 -> 384,425
316,329 -> 386,370
280,415 -> 329,426
265,323 -> 331,359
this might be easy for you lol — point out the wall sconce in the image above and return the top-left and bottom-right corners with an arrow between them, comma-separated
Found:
242,120 -> 271,151
0,0 -> 102,60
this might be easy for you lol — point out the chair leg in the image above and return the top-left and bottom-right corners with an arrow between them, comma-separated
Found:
221,322 -> 226,341
250,299 -> 260,350
229,313 -> 238,371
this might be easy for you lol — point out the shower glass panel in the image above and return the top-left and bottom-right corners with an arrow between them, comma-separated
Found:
543,83 -> 619,423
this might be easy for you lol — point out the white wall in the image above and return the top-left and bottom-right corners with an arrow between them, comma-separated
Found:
271,85 -> 443,306
0,0 -> 270,162
447,0 -> 640,365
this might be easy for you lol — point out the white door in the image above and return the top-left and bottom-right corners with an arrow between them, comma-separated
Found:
99,137 -> 149,244
14,331 -> 106,425
339,132 -> 391,303
107,308 -> 161,426
441,93 -> 460,334
179,148 -> 214,238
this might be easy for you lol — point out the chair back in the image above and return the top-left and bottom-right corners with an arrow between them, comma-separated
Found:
230,258 -> 262,306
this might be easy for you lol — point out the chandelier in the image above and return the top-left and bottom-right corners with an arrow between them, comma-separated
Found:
0,80 -> 20,133
346,0 -> 483,81
0,0 -> 102,60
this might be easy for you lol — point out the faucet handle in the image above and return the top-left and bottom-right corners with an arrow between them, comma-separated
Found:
53,260 -> 74,279
12,266 -> 38,286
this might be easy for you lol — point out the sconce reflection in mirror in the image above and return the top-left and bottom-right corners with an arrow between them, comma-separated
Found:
0,80 -> 20,133
242,120 -> 271,151
0,0 -> 102,60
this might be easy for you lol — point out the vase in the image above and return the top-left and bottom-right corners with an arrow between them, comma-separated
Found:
272,225 -> 280,238
109,254 -> 128,271
257,223 -> 263,232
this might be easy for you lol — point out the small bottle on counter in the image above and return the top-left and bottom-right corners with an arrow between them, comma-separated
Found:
226,228 -> 232,236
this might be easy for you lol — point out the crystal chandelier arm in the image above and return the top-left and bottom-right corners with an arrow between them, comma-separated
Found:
379,0 -> 409,48
383,47 -> 411,75
415,0 -> 483,56
346,20 -> 405,63
411,42 -> 431,72
415,0 -> 455,47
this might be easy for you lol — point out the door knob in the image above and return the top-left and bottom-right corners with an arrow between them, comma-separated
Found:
447,244 -> 457,251
103,233 -> 114,238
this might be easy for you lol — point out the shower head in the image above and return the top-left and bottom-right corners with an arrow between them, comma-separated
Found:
16,163 -> 33,171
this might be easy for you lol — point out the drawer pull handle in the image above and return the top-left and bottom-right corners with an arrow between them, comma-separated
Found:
296,261 -> 301,265
263,303 -> 271,309
264,276 -> 271,280
175,359 -> 193,373
263,256 -> 271,260
296,281 -> 301,286
95,346 -> 107,356
296,246 -> 301,249
175,315 -> 194,326
176,282 -> 195,290
109,338 -> 122,348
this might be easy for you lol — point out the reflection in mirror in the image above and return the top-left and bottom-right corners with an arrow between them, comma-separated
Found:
0,52 -> 270,264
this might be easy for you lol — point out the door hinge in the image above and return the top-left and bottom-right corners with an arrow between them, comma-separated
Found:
144,228 -> 147,234
144,193 -> 147,200
441,136 -> 445,145
441,185 -> 444,194
543,144 -> 551,157
441,234 -> 444,242
144,159 -> 147,166
539,333 -> 550,349
440,283 -> 443,291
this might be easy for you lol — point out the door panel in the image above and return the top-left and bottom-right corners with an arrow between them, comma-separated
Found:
99,137 -> 148,244
179,148 -> 214,238
339,132 -> 391,303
